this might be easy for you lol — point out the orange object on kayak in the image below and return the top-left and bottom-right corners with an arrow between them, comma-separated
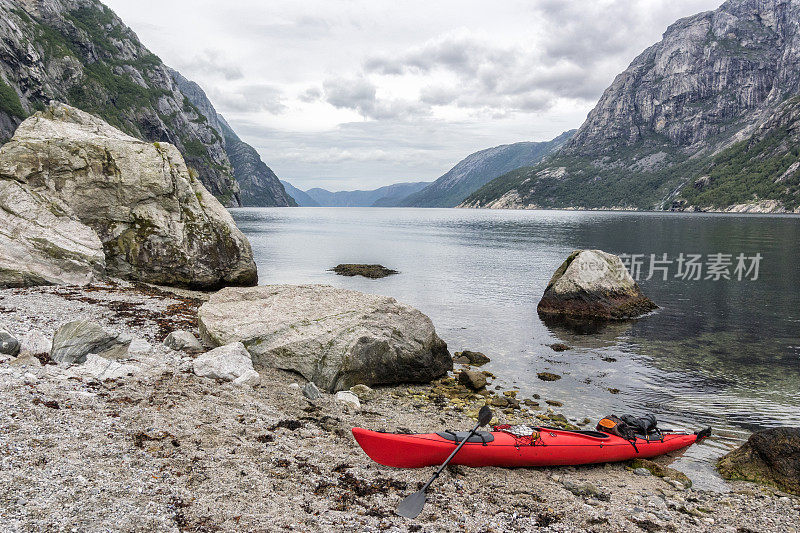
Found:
352,426 -> 709,468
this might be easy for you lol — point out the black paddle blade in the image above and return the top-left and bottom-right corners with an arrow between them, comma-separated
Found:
397,490 -> 426,518
478,405 -> 493,426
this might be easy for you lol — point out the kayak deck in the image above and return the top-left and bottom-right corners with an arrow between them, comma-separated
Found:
352,426 -> 701,468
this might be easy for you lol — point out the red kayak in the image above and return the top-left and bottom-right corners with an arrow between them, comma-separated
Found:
352,426 -> 709,468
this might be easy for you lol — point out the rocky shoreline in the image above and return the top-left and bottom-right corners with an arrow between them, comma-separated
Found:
1,284 -> 799,532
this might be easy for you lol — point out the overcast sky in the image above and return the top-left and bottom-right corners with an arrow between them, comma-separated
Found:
104,0 -> 722,191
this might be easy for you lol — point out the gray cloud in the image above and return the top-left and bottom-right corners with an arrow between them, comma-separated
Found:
177,49 -> 244,81
210,84 -> 287,114
323,77 -> 430,120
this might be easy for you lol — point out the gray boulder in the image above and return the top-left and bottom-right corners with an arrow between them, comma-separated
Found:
50,320 -> 131,364
349,384 -> 377,402
163,331 -> 204,353
0,329 -> 20,357
718,427 -> 800,495
193,342 -> 260,386
537,250 -> 657,320
198,284 -> 452,392
0,103 -> 257,289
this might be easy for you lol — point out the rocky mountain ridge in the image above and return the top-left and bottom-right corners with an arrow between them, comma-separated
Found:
400,131 -> 574,208
170,70 -> 296,207
462,0 -> 800,213
0,0 -> 291,207
290,181 -> 432,207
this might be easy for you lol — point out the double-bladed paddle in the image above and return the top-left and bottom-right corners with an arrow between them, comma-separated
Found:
396,405 -> 493,519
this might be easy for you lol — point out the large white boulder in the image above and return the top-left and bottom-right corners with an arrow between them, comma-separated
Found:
198,284 -> 453,392
0,103 -> 256,289
537,249 -> 657,320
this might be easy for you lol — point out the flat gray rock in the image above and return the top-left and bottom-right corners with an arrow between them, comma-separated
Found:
198,284 -> 452,392
50,320 -> 131,364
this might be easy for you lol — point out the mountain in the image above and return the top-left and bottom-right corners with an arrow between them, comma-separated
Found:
399,132 -> 574,208
302,181 -> 432,207
463,0 -> 800,213
281,180 -> 320,207
0,0 -> 291,208
171,70 -> 295,207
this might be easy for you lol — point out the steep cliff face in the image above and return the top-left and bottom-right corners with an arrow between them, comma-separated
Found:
464,0 -> 800,212
0,0 -> 242,205
280,180 -> 320,207
170,70 -> 296,207
401,131 -> 574,208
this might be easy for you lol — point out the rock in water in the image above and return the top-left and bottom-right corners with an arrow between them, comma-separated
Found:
50,320 -> 131,364
718,427 -> 800,495
0,103 -> 256,289
193,342 -> 260,386
537,250 -> 657,320
453,350 -> 490,366
198,284 -> 452,392
163,331 -> 204,353
330,264 -> 398,279
0,330 -> 20,357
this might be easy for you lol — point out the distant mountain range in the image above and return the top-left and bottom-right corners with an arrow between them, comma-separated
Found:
396,132 -> 574,208
462,0 -> 800,213
282,181 -> 431,207
282,133 -> 573,208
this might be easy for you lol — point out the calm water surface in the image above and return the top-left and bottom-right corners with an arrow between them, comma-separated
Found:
231,207 -> 800,489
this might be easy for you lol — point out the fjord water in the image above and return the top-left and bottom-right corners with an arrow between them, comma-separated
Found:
231,207 -> 800,489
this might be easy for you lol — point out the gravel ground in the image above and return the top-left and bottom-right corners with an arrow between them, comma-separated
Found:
1,284 -> 799,532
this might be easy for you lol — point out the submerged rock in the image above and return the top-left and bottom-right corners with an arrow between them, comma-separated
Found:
198,284 -> 452,392
50,320 -> 131,364
329,264 -> 398,279
0,103 -> 257,289
453,350 -> 491,366
718,427 -> 800,495
0,330 -> 20,357
537,372 -> 562,382
537,250 -> 657,320
163,331 -> 203,353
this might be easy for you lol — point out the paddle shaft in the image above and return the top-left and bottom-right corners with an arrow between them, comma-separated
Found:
420,419 -> 482,492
